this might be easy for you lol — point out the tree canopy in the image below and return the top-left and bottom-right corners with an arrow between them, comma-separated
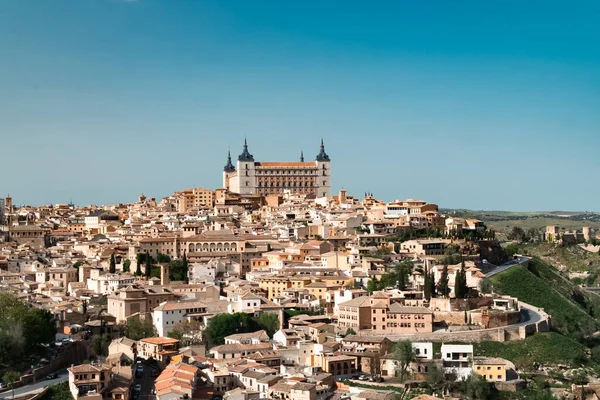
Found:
121,317 -> 157,341
0,293 -> 57,367
205,312 -> 280,347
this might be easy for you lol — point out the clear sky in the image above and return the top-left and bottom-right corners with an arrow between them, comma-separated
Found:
1,1 -> 599,211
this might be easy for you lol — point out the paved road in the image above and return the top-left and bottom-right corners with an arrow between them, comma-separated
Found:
136,362 -> 157,400
485,256 -> 531,278
0,370 -> 68,399
516,303 -> 544,327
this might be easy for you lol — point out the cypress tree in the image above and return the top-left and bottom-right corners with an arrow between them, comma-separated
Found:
459,261 -> 468,298
145,254 -> 152,278
429,271 -> 436,298
424,269 -> 431,301
439,264 -> 449,297
454,267 -> 463,298
183,252 -> 189,284
109,254 -> 116,274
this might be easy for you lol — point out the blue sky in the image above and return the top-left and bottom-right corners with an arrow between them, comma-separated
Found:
1,1 -> 599,211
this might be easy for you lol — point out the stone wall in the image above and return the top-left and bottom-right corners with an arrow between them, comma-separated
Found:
482,310 -> 521,328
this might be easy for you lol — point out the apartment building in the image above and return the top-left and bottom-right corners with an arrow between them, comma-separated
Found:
68,364 -> 111,400
441,344 -> 473,380
107,285 -> 176,323
173,187 -> 215,212
473,357 -> 509,382
153,300 -> 208,337
400,239 -> 450,256
138,337 -> 179,363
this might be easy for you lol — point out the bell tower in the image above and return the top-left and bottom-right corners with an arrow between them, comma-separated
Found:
237,138 -> 256,194
315,139 -> 331,198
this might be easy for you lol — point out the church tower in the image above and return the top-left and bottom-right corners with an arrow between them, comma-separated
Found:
223,150 -> 236,191
237,138 -> 256,195
315,139 -> 331,198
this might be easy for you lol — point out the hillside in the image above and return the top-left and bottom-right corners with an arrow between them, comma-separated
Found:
442,209 -> 600,233
514,242 -> 600,275
474,332 -> 587,368
489,257 -> 600,337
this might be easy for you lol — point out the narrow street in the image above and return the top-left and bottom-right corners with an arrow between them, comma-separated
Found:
136,362 -> 157,400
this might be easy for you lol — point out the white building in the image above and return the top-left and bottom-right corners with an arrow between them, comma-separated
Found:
412,342 -> 433,360
153,300 -> 207,337
441,344 -> 473,380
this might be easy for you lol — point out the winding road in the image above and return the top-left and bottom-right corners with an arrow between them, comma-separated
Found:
0,371 -> 68,399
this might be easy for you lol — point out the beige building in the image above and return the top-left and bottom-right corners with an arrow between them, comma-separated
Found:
223,139 -> 332,198
137,337 -> 179,363
173,187 -> 215,212
473,357 -> 510,382
68,364 -> 111,400
107,285 -> 176,323
386,304 -> 433,333
8,225 -> 47,248
337,293 -> 433,334
401,239 -> 450,256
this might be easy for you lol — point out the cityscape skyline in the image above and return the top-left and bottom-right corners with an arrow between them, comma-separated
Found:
1,1 -> 599,210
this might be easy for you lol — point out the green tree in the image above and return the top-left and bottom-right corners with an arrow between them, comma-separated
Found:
479,278 -> 492,294
392,341 -> 414,383
156,252 -> 171,263
344,328 -> 356,337
40,382 -> 74,400
182,252 -> 189,284
438,264 -> 450,297
121,318 -> 157,341
366,276 -> 381,294
168,320 -> 204,347
424,270 -> 431,301
429,271 -> 436,298
204,313 -> 261,346
109,254 -> 116,274
123,259 -> 131,273
92,334 -> 108,357
508,226 -> 527,243
462,373 -> 494,399
254,312 -> 280,337
145,255 -> 152,279
169,260 -> 187,282
454,261 -> 468,298
3,370 -> 20,399
135,253 -> 143,276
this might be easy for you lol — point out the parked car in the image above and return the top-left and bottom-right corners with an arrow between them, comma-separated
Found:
151,369 -> 159,377
135,365 -> 143,377
133,384 -> 142,393
46,373 -> 58,380
0,382 -> 7,389
358,375 -> 368,381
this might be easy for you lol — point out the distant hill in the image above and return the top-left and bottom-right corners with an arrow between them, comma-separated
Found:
441,209 -> 600,232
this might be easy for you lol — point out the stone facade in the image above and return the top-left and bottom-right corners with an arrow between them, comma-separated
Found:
223,139 -> 331,198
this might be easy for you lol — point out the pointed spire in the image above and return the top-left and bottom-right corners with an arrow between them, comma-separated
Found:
300,151 -> 304,162
238,138 -> 254,161
316,138 -> 330,162
224,149 -> 235,172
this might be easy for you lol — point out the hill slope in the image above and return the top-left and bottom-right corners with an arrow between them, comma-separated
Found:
489,257 -> 600,337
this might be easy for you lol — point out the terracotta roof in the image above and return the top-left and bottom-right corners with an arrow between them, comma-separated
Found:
139,337 -> 180,345
255,162 -> 317,168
